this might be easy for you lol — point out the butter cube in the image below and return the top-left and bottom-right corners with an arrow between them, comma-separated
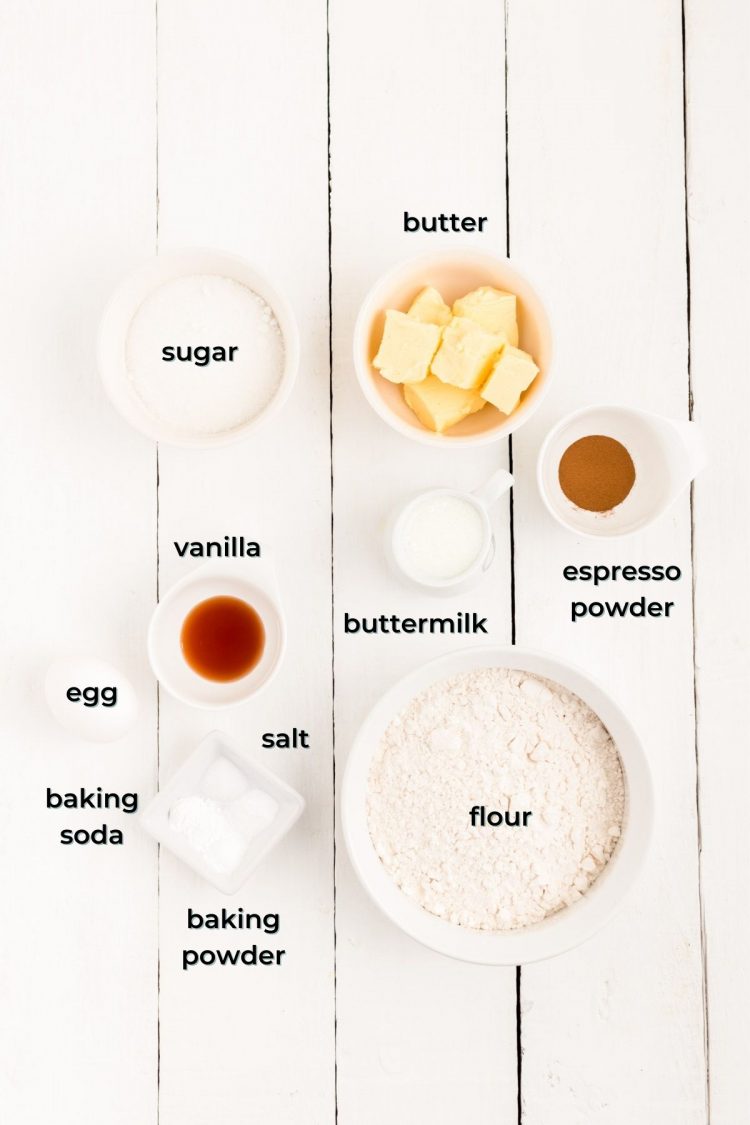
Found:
453,286 -> 518,345
404,374 -> 485,433
480,345 -> 539,415
407,286 -> 452,326
373,310 -> 442,384
430,316 -> 505,390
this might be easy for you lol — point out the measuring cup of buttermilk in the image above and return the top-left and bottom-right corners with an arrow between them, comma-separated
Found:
536,404 -> 707,538
148,560 -> 285,708
386,468 -> 513,594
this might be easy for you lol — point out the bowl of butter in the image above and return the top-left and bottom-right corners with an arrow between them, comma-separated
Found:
353,251 -> 552,446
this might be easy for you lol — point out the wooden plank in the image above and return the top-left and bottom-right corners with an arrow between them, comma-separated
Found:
0,3 -> 158,1123
329,0 -> 518,1120
685,0 -> 750,1118
154,2 -> 334,1121
506,1 -> 707,1119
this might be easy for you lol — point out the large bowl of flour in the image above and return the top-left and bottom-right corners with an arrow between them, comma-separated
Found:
342,646 -> 653,964
98,249 -> 299,447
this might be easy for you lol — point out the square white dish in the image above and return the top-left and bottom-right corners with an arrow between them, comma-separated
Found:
141,730 -> 305,894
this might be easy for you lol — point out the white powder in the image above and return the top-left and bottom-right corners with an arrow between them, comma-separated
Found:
169,783 -> 279,876
169,795 -> 247,874
367,668 -> 625,931
126,274 -> 284,436
397,494 -> 486,581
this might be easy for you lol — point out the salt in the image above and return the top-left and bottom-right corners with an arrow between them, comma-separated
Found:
125,274 -> 284,437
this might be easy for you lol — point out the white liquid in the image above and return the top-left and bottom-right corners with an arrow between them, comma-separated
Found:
396,493 -> 486,582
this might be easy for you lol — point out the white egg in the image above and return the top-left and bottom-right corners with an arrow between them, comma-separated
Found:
44,657 -> 139,743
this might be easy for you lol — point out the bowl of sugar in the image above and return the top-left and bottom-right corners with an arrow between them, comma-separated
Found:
98,249 -> 299,447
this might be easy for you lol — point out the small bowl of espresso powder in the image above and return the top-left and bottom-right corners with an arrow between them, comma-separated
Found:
536,405 -> 669,537
538,403 -> 705,537
558,434 -> 636,513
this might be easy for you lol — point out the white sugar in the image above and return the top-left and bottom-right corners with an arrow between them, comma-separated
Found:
125,273 -> 284,437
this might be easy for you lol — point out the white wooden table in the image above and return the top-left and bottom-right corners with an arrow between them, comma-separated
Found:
1,1 -> 747,1121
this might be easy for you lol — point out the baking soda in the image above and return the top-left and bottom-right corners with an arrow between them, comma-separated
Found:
367,667 -> 625,931
126,274 -> 284,437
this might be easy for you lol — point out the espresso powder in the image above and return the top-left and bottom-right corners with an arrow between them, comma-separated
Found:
558,435 -> 636,512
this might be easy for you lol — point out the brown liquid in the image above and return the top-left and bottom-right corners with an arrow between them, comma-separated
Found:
180,595 -> 265,682
558,434 -> 636,513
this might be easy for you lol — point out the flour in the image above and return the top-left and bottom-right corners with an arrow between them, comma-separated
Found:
367,667 -> 625,931
126,274 -> 284,436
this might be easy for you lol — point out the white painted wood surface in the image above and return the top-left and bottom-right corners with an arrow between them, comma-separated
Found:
155,2 -> 333,1122
329,1 -> 518,1120
685,1 -> 750,1121
0,3 -> 157,1123
507,2 -> 706,1121
0,1 -> 746,1121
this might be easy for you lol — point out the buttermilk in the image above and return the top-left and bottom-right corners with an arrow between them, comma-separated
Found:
343,611 -> 487,635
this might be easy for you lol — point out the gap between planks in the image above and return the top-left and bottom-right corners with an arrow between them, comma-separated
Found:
503,1 -> 522,1121
326,0 -> 340,1120
680,0 -> 711,1118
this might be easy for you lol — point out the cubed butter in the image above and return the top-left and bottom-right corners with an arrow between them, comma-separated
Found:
430,316 -> 505,390
373,310 -> 442,384
404,374 -> 485,433
453,286 -> 518,345
407,286 -> 452,326
480,345 -> 539,414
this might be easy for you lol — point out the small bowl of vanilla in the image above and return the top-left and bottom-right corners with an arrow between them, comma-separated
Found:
353,250 -> 553,447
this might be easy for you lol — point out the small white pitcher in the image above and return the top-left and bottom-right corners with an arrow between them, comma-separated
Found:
537,404 -> 707,538
386,468 -> 514,594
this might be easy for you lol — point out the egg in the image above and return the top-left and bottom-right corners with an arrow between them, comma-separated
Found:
44,657 -> 139,743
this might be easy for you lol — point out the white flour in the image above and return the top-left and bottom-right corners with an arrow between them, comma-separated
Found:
126,274 -> 284,436
367,667 -> 625,931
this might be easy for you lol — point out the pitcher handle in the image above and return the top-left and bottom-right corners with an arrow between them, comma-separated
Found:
472,468 -> 514,508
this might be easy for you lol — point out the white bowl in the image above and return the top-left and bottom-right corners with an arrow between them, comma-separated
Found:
98,248 -> 299,448
342,646 -> 653,964
537,404 -> 708,538
141,730 -> 305,894
353,251 -> 552,447
148,562 -> 286,709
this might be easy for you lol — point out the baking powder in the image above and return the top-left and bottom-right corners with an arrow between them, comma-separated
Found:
367,667 -> 625,931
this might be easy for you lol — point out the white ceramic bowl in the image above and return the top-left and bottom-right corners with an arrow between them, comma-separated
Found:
342,646 -> 653,964
98,248 -> 299,448
537,404 -> 708,538
141,730 -> 305,894
353,251 -> 552,447
148,562 -> 286,709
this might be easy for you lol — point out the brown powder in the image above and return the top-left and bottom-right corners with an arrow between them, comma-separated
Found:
558,435 -> 636,513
